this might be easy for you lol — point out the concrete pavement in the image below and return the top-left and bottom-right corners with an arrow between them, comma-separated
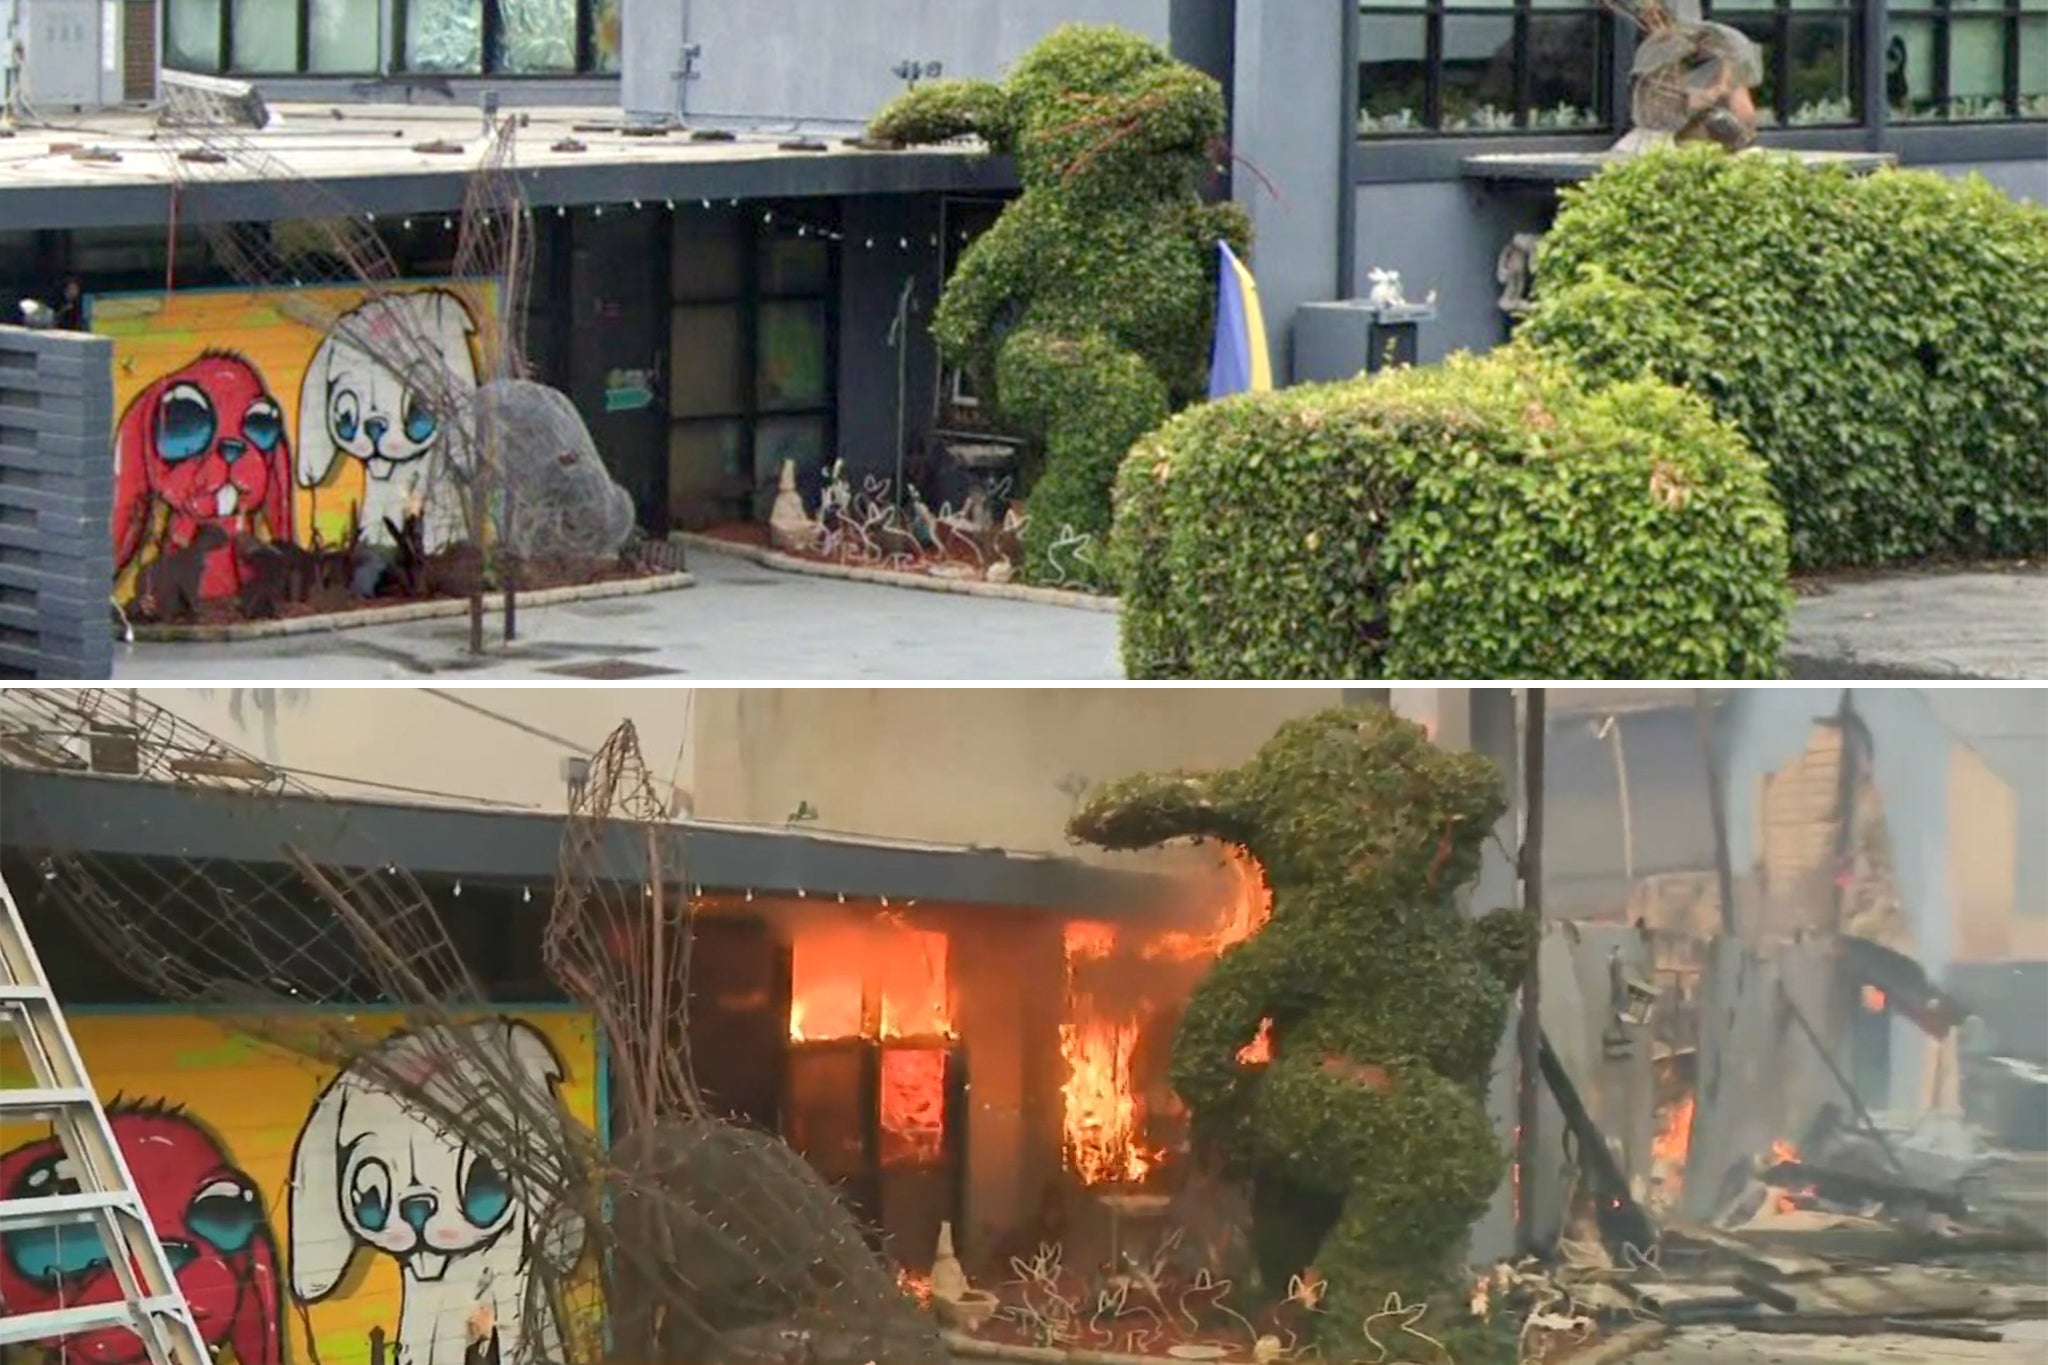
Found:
111,547 -> 2045,682
114,544 -> 1123,680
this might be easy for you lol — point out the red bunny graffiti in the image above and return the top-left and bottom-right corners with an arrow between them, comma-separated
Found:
0,1104 -> 284,1365
113,352 -> 294,605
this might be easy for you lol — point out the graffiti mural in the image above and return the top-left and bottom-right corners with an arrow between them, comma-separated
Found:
0,1103 -> 283,1365
112,352 -> 295,606
90,283 -> 492,608
0,1010 -> 597,1365
288,1021 -> 584,1365
295,291 -> 481,556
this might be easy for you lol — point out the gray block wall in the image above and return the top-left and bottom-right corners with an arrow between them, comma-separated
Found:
0,326 -> 114,679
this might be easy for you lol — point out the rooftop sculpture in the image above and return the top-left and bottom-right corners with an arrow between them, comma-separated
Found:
1605,0 -> 1765,151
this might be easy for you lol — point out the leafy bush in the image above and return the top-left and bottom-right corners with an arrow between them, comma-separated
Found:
1523,147 -> 2048,569
1069,705 -> 1533,1357
1112,345 -> 1790,679
869,25 -> 1246,583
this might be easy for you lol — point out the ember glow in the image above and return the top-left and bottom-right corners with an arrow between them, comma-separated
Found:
1862,985 -> 1888,1012
788,917 -> 953,1041
1767,1137 -> 1808,1214
1059,847 -> 1275,1186
1650,1094 -> 1695,1202
788,914 -> 954,1166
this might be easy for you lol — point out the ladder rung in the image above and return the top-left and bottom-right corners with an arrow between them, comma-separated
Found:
0,1190 -> 143,1228
0,1087 -> 95,1114
0,1296 -> 190,1346
0,983 -> 50,1003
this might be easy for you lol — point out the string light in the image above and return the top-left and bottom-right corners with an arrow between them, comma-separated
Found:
442,216 -> 454,230
453,879 -> 463,896
556,205 -> 566,217
401,218 -> 413,230
594,204 -> 605,217
632,199 -> 643,210
523,886 -> 532,902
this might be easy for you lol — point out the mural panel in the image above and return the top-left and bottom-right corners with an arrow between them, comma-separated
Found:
0,1009 -> 598,1365
90,283 -> 492,608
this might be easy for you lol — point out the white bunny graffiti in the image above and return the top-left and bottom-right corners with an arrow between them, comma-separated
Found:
295,289 -> 482,553
286,1020 -> 585,1365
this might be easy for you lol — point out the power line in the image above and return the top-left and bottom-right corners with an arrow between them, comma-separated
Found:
423,689 -> 593,755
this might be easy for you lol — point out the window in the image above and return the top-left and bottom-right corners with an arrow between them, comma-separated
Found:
161,0 -> 618,76
1702,0 -> 1863,126
1886,0 -> 2048,121
1357,0 -> 1610,135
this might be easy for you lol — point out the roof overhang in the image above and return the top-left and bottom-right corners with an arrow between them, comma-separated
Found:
0,768 -> 1173,917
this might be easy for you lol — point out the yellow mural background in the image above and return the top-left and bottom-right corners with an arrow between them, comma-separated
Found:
0,1008 -> 599,1365
89,281 -> 495,568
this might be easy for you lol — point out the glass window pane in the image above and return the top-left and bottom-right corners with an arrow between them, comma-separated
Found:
1949,18 -> 2008,119
1527,13 -> 1603,127
594,0 -> 623,71
672,229 -> 746,302
404,0 -> 482,72
165,0 -> 222,71
1718,13 -> 1780,126
1887,19 -> 1940,120
761,234 -> 830,296
752,418 -> 831,521
228,0 -> 297,71
669,304 -> 746,417
2023,18 -> 2048,118
500,0 -> 577,73
669,420 -> 747,528
1359,14 -> 1428,132
757,301 -> 830,413
1786,15 -> 1857,124
308,0 -> 381,72
1442,14 -> 1518,131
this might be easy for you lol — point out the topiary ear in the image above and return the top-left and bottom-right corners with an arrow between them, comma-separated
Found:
867,78 -> 1018,151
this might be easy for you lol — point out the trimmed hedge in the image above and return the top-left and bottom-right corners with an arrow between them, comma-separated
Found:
869,25 -> 1246,584
1523,147 -> 2048,570
1111,345 -> 1790,679
1068,706 -> 1532,1361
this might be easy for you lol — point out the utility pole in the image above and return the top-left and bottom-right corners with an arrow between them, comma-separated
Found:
1514,687 -> 1545,1256
1695,689 -> 1741,938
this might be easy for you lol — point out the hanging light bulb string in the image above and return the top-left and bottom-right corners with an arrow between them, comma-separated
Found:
364,195 -> 976,252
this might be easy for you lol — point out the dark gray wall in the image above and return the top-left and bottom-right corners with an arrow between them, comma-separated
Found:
837,195 -> 947,486
1231,0 -> 1347,384
0,325 -> 113,680
625,0 -> 1176,126
1352,181 -> 1552,362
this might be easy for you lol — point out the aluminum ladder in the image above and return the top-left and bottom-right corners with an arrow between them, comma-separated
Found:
0,866 -> 210,1365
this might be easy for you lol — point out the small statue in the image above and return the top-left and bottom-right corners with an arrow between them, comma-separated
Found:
769,458 -> 821,553
1365,268 -> 1407,311
1605,0 -> 1763,152
1496,232 -> 1542,316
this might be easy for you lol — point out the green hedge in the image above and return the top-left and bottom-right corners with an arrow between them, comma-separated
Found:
1523,148 -> 2048,570
869,25 -> 1244,584
1111,345 -> 1790,679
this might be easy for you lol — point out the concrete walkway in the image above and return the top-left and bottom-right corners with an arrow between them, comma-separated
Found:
1784,566 -> 2048,680
112,548 -> 2044,681
114,544 -> 1124,680
1635,1321 -> 2047,1365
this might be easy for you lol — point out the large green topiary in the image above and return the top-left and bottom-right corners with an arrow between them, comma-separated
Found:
1068,706 -> 1534,1361
1110,343 -> 1790,679
1522,147 -> 2048,570
868,25 -> 1248,584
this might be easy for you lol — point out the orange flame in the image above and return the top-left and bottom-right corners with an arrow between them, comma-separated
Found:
1767,1138 -> 1808,1214
1651,1094 -> 1695,1202
788,915 -> 954,1165
1059,847 -> 1274,1186
1237,1018 -> 1275,1066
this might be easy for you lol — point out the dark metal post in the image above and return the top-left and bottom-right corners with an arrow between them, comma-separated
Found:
1514,686 -> 1545,1256
1695,689 -> 1741,937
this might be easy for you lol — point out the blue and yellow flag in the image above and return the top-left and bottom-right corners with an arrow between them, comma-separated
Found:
1208,241 -> 1274,399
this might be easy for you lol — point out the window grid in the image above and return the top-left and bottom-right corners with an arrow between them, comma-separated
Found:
1700,0 -> 1865,127
1886,0 -> 2045,121
1357,0 -> 1615,136
167,0 -> 620,77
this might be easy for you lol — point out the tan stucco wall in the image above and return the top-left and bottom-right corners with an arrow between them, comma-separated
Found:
137,688 -> 699,814
687,688 -> 1343,863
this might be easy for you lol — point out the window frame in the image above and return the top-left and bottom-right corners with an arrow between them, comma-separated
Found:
165,0 -> 619,78
1700,0 -> 1867,128
1355,0 -> 1617,138
1884,0 -> 2043,122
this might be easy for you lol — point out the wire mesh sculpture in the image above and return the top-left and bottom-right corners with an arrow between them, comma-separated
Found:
1602,0 -> 1763,151
0,691 -> 947,1365
156,103 -> 637,644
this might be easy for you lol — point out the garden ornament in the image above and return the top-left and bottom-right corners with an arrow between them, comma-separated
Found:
1604,0 -> 1763,151
867,26 -> 1248,581
1067,706 -> 1535,1357
769,458 -> 821,553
